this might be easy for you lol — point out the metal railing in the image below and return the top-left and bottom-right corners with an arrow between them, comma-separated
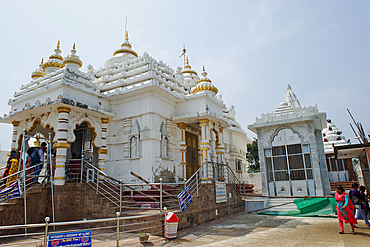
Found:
78,159 -> 182,214
185,160 -> 245,199
0,211 -> 167,247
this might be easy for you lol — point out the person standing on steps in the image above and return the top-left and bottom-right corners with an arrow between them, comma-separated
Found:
335,185 -> 357,234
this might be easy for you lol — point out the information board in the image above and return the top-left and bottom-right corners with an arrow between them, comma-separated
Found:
178,186 -> 192,213
0,180 -> 21,204
215,181 -> 227,203
47,230 -> 92,247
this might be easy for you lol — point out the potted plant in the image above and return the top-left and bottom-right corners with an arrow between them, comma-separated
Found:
138,233 -> 150,243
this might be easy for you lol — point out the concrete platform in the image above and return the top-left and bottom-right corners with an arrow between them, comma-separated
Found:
163,213 -> 370,246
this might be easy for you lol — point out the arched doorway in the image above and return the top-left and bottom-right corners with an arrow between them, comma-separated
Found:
66,122 -> 97,181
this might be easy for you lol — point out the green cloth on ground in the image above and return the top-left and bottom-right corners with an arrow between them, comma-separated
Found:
259,197 -> 336,217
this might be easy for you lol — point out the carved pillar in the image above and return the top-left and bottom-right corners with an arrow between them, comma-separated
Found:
11,121 -> 20,151
216,126 -> 225,164
177,122 -> 187,180
54,106 -> 71,186
98,117 -> 109,179
199,119 -> 211,179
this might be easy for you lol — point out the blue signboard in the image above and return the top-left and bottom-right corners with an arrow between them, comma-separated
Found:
48,230 -> 92,247
178,186 -> 192,213
0,180 -> 21,204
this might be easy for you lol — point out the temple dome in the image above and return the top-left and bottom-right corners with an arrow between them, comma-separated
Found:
31,58 -> 46,80
104,31 -> 138,67
43,40 -> 64,74
181,57 -> 199,88
63,43 -> 83,69
192,66 -> 218,95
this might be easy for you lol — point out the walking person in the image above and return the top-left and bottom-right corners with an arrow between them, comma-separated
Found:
32,140 -> 46,183
335,185 -> 357,234
358,186 -> 370,225
25,148 -> 34,185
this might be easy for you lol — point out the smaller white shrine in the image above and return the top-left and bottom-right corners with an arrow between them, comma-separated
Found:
322,119 -> 356,183
248,85 -> 331,196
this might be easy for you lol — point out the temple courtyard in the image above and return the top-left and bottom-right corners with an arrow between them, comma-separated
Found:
3,213 -> 370,246
163,213 -> 370,247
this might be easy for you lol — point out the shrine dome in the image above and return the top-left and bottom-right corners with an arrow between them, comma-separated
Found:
63,43 -> 83,69
31,58 -> 46,80
105,31 -> 138,66
43,40 -> 64,74
181,57 -> 199,88
192,66 -> 218,95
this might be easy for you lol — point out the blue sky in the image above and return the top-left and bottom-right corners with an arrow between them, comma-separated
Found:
0,0 -> 369,150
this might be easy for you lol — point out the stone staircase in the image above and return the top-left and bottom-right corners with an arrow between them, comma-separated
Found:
330,181 -> 358,192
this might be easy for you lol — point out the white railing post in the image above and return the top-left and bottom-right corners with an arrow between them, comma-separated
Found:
119,180 -> 122,214
96,172 -> 99,194
116,212 -> 120,247
44,217 -> 50,247
243,180 -> 245,194
159,178 -> 163,211
80,157 -> 84,183
196,172 -> 199,196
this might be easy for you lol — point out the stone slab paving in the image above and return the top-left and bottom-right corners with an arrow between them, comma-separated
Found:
163,213 -> 370,246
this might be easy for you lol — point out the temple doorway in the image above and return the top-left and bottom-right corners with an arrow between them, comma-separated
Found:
67,122 -> 97,182
185,132 -> 199,179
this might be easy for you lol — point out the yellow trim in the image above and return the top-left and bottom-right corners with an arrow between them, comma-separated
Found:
199,142 -> 210,145
113,48 -> 138,57
54,143 -> 70,149
177,122 -> 187,129
200,147 -> 210,150
101,117 -> 110,124
12,121 -> 20,126
54,177 -> 65,180
99,168 -> 105,170
57,106 -> 71,113
181,70 -> 198,76
55,165 -> 65,168
199,119 -> 210,124
97,149 -> 108,154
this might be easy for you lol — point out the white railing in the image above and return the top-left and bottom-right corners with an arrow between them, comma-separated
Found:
0,211 -> 166,247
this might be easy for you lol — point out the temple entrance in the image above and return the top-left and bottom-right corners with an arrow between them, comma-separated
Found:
67,122 -> 97,182
185,132 -> 199,179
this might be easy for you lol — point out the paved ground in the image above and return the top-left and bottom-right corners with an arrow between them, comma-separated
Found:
3,213 -> 370,246
162,213 -> 370,246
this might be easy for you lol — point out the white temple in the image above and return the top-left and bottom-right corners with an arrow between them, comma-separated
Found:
0,33 -> 250,185
248,85 -> 331,196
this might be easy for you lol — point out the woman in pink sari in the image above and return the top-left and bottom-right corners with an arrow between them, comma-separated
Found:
335,185 -> 358,234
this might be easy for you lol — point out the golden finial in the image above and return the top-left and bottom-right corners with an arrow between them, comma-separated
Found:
56,40 -> 60,49
73,42 -> 76,50
203,65 -> 205,72
186,56 -> 189,65
125,31 -> 129,41
41,58 -> 44,64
